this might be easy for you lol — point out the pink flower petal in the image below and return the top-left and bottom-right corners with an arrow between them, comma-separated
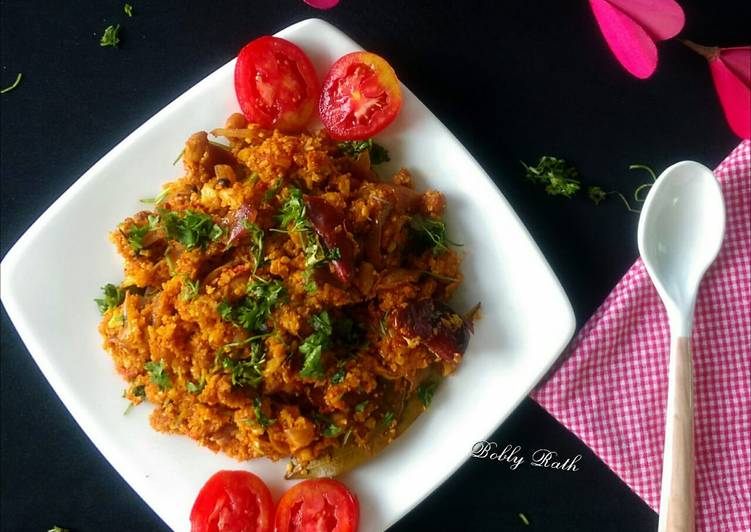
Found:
710,55 -> 751,139
303,0 -> 340,9
604,0 -> 685,41
590,0 -> 658,79
719,46 -> 751,87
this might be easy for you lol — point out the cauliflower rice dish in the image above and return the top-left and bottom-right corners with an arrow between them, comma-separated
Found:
96,112 -> 472,477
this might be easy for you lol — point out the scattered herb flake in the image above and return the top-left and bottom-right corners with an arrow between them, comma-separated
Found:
410,215 -> 459,255
243,221 -> 265,273
125,214 -> 159,253
144,360 -> 171,390
186,376 -> 206,394
253,397 -> 276,427
382,410 -> 395,429
519,513 -> 530,525
587,186 -> 607,205
299,311 -> 332,379
322,423 -> 343,438
521,156 -> 580,198
417,381 -> 438,408
95,283 -> 125,315
1,73 -> 22,94
162,210 -> 223,249
124,2 -> 133,16
331,367 -> 346,384
100,24 -> 121,48
181,277 -> 200,301
354,400 -> 369,413
220,340 -> 266,388
337,139 -> 390,165
48,526 -> 69,532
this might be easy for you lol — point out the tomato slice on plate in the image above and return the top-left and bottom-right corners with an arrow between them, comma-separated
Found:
319,51 -> 402,140
190,470 -> 274,532
274,479 -> 359,532
235,36 -> 319,132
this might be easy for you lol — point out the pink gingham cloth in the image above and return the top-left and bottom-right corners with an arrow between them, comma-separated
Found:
532,141 -> 751,531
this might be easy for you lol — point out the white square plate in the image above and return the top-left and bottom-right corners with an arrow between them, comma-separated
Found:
0,18 -> 575,532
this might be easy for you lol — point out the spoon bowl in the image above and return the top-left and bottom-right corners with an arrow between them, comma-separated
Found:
638,160 -> 725,532
638,161 -> 726,334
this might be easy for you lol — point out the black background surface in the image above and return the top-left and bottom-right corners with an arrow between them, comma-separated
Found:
1,1 -> 748,531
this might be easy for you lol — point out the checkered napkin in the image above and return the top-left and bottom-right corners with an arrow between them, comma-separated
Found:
532,141 -> 751,531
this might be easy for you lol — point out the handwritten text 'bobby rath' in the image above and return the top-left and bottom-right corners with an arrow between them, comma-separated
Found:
471,441 -> 582,472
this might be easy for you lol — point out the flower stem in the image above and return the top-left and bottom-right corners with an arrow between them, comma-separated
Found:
680,39 -> 720,61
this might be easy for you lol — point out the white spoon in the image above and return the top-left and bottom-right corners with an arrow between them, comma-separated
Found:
637,161 -> 725,532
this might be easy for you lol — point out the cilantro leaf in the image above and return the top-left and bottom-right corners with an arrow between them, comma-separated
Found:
95,283 -> 125,315
253,397 -> 276,428
382,410 -> 395,428
181,277 -> 200,301
145,360 -> 171,390
521,156 -> 580,198
124,3 -> 133,16
243,221 -> 265,273
221,340 -> 266,388
125,214 -> 159,253
410,215 -> 459,256
100,24 -> 121,48
331,367 -> 346,384
337,139 -> 390,165
417,381 -> 438,408
186,376 -> 206,394
299,311 -> 332,379
354,400 -> 369,413
162,210 -> 224,249
588,186 -> 607,205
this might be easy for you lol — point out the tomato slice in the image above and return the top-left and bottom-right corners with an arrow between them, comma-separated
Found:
190,470 -> 274,532
234,36 -> 319,132
319,51 -> 402,140
274,479 -> 359,532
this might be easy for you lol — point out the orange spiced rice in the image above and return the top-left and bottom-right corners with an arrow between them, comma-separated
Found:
97,112 -> 471,475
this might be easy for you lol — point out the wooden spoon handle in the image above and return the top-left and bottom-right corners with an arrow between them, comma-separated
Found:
658,336 -> 695,532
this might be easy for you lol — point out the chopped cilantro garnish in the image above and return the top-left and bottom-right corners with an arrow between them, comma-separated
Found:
219,278 -> 285,332
410,215 -> 458,256
263,179 -> 282,203
100,24 -> 121,48
186,376 -> 206,394
276,188 -> 310,232
181,277 -> 200,301
417,381 -> 438,408
587,186 -> 607,205
131,384 -> 146,398
243,221 -> 265,273
331,367 -> 346,384
519,513 -> 530,525
125,214 -> 159,253
521,156 -> 580,198
124,3 -> 133,16
95,283 -> 125,315
253,397 -> 276,428
382,410 -> 395,428
322,423 -> 343,437
337,139 -> 390,165
145,360 -> 171,390
1,73 -> 22,94
162,210 -> 223,249
221,340 -> 266,388
354,400 -> 369,413
299,311 -> 333,379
